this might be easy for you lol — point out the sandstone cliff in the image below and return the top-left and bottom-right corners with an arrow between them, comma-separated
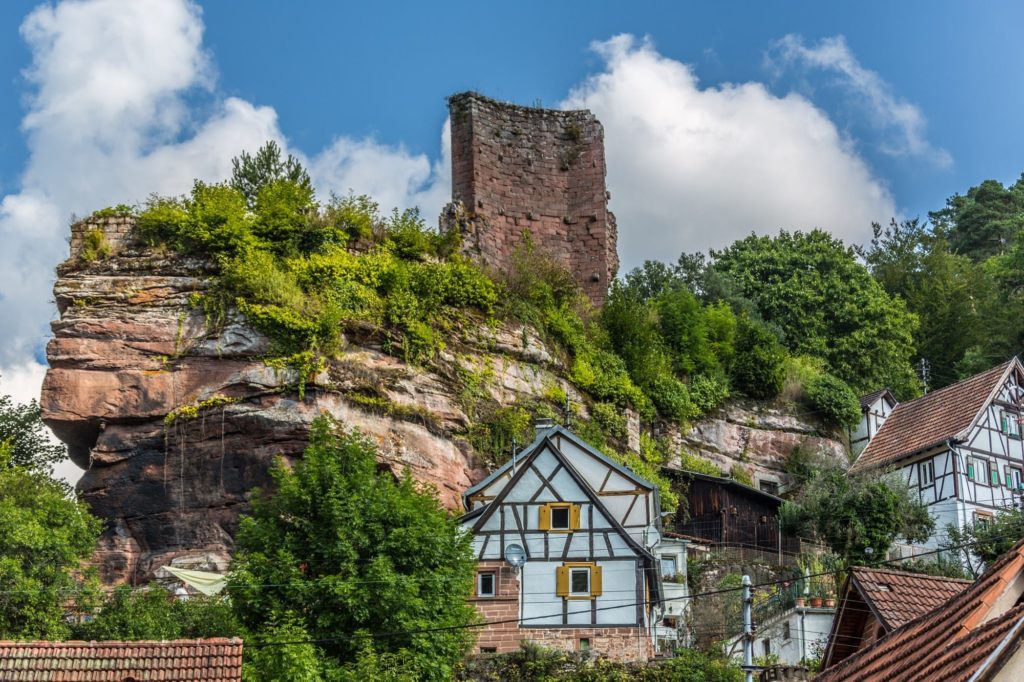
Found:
41,217 -> 846,584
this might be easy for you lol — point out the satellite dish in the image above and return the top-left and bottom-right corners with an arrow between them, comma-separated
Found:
505,543 -> 526,569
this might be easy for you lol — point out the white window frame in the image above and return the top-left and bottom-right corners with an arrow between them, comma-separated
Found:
661,554 -> 678,578
569,567 -> 591,597
1002,410 -> 1022,438
1012,467 -> 1024,491
919,460 -> 935,487
477,571 -> 496,598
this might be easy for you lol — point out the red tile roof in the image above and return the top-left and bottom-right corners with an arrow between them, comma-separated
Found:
851,566 -> 970,630
817,541 -> 1024,682
0,638 -> 243,681
850,360 -> 1015,473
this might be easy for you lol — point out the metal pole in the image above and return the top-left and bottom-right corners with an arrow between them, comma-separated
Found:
743,574 -> 754,682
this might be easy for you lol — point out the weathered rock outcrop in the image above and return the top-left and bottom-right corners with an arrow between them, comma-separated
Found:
42,218 -> 846,584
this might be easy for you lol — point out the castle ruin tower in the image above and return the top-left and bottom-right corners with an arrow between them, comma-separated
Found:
444,92 -> 619,306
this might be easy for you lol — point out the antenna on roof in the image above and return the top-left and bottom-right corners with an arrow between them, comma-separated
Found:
917,358 -> 931,394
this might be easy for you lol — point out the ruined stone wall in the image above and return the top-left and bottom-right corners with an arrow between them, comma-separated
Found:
447,92 -> 618,307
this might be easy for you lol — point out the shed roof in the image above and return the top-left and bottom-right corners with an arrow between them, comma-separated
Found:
850,359 -> 1019,473
0,638 -> 243,681
670,469 -> 784,506
849,566 -> 970,631
816,541 -> 1024,682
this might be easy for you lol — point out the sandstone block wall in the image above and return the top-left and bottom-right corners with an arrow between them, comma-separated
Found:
69,215 -> 135,260
469,560 -> 652,661
447,92 -> 618,307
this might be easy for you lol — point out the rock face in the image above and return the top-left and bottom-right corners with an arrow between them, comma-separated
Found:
42,217 -> 846,584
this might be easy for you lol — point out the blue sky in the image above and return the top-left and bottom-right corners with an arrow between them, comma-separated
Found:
0,0 -> 1023,409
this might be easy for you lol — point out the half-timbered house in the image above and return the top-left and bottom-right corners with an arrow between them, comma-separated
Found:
850,388 -> 898,457
850,358 -> 1024,554
460,424 -> 662,660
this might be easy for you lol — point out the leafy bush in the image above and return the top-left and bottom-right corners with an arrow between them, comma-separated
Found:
730,318 -> 785,400
72,586 -> 239,641
689,373 -> 729,414
729,464 -> 753,487
79,227 -> 112,262
678,449 -> 722,477
804,373 -> 861,428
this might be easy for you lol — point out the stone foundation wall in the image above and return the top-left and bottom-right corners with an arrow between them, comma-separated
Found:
469,562 -> 652,661
447,92 -> 618,307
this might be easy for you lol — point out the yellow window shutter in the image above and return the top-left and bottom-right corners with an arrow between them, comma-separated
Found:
570,504 -> 582,530
539,504 -> 551,531
556,566 -> 569,597
591,565 -> 603,597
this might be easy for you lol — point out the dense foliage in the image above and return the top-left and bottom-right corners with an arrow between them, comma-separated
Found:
0,439 -> 101,639
71,585 -> 239,641
0,394 -> 67,471
780,465 -> 934,565
712,230 -> 919,396
863,174 -> 1024,386
454,642 -> 743,681
229,416 -> 479,680
945,507 -> 1024,577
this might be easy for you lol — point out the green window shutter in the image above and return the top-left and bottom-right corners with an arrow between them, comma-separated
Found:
967,457 -> 974,480
993,467 -> 1001,486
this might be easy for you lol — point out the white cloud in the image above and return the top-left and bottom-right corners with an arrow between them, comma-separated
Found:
0,0 -> 449,481
563,34 -> 899,270
768,34 -> 951,168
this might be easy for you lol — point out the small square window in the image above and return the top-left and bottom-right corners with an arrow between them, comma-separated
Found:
975,511 -> 993,527
579,638 -> 591,651
759,480 -> 780,496
551,506 -> 571,530
477,572 -> 496,598
570,568 -> 590,596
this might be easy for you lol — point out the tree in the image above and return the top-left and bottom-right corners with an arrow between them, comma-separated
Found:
945,508 -> 1024,578
230,140 -> 313,208
729,318 -> 784,400
0,393 -> 66,471
712,230 -> 919,396
780,466 -> 934,566
229,416 -> 478,681
863,218 -> 990,388
0,445 -> 101,638
930,175 -> 1024,262
71,585 -> 239,641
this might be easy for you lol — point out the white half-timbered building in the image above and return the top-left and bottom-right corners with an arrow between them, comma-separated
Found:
850,388 -> 898,457
850,358 -> 1024,556
460,423 -> 662,660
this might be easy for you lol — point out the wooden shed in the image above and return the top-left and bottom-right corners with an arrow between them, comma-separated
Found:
670,470 -> 785,551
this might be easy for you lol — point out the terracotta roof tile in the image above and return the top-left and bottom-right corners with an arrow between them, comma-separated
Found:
0,638 -> 243,681
858,388 -> 893,410
851,566 -> 970,630
850,361 -> 1014,473
817,540 -> 1024,681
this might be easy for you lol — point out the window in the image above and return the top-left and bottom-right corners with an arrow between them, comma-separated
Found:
579,638 -> 591,651
570,568 -> 590,596
480,647 -> 497,654
661,555 -> 678,578
975,511 -> 993,527
762,638 -> 771,656
1011,467 -> 1024,491
759,480 -> 780,496
919,460 -> 935,487
477,571 -> 496,598
968,457 -> 990,485
992,465 -> 1002,487
539,503 -> 581,532
783,622 -> 791,640
556,562 -> 603,599
1001,411 -> 1022,438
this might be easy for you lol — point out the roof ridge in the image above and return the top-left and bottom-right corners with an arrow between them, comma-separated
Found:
895,359 -> 1011,409
852,566 -> 972,583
